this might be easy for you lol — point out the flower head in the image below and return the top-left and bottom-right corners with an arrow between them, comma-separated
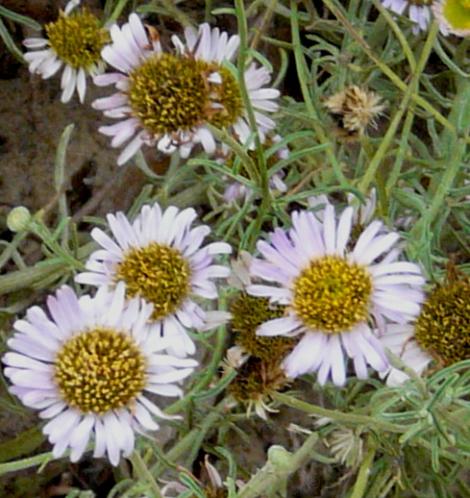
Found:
93,17 -> 279,165
381,0 -> 434,33
2,284 -> 197,465
76,202 -> 231,357
324,86 -> 385,139
433,0 -> 470,37
228,355 -> 290,419
247,204 -> 425,386
380,277 -> 469,386
23,0 -> 108,103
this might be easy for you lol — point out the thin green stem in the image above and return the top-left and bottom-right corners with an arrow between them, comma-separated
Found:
350,443 -> 377,498
291,0 -> 349,188
358,21 -> 439,194
234,0 -> 271,249
238,432 -> 320,498
273,392 -> 404,433
130,450 -> 163,498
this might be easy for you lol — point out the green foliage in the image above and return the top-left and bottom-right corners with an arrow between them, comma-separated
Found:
0,0 -> 468,497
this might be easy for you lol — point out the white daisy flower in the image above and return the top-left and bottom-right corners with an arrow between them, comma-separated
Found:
221,134 -> 288,203
381,0 -> 434,33
75,202 -> 231,357
432,0 -> 470,37
93,17 -> 279,165
2,284 -> 197,466
378,324 -> 432,386
23,0 -> 109,103
247,205 -> 425,386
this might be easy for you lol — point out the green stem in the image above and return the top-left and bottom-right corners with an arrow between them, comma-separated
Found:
0,450 -> 54,476
272,392 -> 404,433
290,0 -> 349,188
358,21 -> 439,194
130,450 -> 163,498
350,443 -> 376,498
238,432 -> 320,498
234,0 -> 271,249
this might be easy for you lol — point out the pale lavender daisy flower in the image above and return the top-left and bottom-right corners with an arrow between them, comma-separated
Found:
93,17 -> 279,165
3,284 -> 197,466
76,202 -> 231,357
247,205 -> 425,386
381,0 -> 434,33
23,0 -> 109,103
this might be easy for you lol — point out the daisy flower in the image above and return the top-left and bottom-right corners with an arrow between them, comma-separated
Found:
23,0 -> 109,103
380,278 -> 470,386
75,202 -> 231,357
93,17 -> 279,165
381,0 -> 434,33
2,284 -> 197,465
247,205 -> 425,386
433,0 -> 470,37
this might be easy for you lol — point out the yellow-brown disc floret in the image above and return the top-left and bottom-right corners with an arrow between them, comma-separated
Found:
46,8 -> 108,69
292,256 -> 372,333
115,243 -> 191,321
128,54 -> 243,136
54,327 -> 147,414
230,294 -> 296,361
415,280 -> 470,365
207,66 -> 243,129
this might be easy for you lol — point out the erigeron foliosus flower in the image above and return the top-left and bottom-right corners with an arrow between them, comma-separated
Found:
23,0 -> 108,103
3,284 -> 197,465
380,278 -> 470,386
247,203 -> 425,386
433,0 -> 470,37
93,16 -> 279,165
381,0 -> 434,33
76,202 -> 231,357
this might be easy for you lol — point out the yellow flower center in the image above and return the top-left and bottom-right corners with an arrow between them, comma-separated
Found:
45,8 -> 108,69
415,280 -> 470,365
54,328 -> 146,414
116,243 -> 191,321
442,0 -> 470,30
292,256 -> 372,333
128,53 -> 243,136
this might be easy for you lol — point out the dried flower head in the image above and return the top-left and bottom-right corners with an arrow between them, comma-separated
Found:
324,85 -> 385,139
228,356 -> 290,419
